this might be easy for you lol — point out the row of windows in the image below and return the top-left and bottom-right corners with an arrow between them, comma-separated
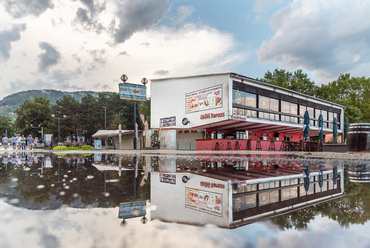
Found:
232,89 -> 341,123
233,108 -> 340,128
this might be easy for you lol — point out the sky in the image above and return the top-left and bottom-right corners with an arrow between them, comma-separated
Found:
1,0 -> 370,100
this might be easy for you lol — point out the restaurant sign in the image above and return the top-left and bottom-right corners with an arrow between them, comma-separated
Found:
119,83 -> 147,101
185,187 -> 223,217
185,85 -> 222,114
232,115 -> 247,121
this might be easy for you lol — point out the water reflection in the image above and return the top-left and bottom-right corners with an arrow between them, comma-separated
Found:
0,152 -> 369,230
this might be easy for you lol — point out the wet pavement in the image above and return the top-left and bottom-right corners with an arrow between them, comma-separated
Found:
0,151 -> 369,248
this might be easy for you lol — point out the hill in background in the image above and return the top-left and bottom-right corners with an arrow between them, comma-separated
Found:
0,89 -> 112,119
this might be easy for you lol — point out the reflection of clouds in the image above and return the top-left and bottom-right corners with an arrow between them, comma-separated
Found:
1,200 -> 369,248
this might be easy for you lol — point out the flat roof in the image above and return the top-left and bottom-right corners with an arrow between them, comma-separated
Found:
150,72 -> 345,109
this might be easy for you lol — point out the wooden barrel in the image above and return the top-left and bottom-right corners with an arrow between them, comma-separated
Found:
347,123 -> 370,152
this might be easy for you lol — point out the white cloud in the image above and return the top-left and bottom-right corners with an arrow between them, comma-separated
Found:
257,0 -> 370,84
253,0 -> 283,12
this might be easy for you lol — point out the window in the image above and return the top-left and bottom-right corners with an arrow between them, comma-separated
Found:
270,98 -> 279,112
245,93 -> 256,108
259,96 -> 269,110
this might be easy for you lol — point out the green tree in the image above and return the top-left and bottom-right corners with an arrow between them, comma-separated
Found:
0,115 -> 15,136
259,69 -> 318,96
14,96 -> 51,136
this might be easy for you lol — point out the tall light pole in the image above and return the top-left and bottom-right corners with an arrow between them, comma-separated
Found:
102,106 -> 106,130
51,114 -> 67,144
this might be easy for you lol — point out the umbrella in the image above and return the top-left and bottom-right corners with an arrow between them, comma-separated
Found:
303,161 -> 310,192
344,119 -> 349,143
303,110 -> 310,141
318,164 -> 324,189
332,162 -> 338,185
318,113 -> 324,140
333,117 -> 338,143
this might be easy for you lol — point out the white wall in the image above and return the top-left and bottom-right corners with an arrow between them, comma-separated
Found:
176,131 -> 203,150
151,74 -> 231,130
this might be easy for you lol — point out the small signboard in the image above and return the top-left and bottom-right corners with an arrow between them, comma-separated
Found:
160,116 -> 176,127
160,174 -> 176,184
185,85 -> 222,114
118,200 -> 147,219
119,83 -> 147,101
94,140 -> 102,150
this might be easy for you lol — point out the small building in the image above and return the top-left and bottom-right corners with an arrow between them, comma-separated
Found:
150,73 -> 345,150
92,130 -> 144,149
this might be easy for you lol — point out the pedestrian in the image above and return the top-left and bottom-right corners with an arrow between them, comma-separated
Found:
2,135 -> 8,150
27,134 -> 33,150
12,136 -> 16,150
21,135 -> 26,150
16,134 -> 21,150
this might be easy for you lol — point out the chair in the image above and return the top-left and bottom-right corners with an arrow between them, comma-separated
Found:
247,140 -> 251,150
234,141 -> 240,150
215,142 -> 220,150
226,142 -> 232,150
256,140 -> 262,151
268,141 -> 275,151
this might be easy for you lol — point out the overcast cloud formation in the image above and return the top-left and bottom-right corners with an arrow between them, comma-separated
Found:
1,0 -> 54,18
0,24 -> 26,61
257,0 -> 370,83
0,0 -> 370,99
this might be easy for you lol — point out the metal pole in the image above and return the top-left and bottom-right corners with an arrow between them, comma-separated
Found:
134,100 -> 137,149
58,118 -> 60,144
103,107 -> 106,130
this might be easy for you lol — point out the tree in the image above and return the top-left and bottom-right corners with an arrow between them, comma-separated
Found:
259,69 -> 318,96
14,96 -> 51,137
0,115 -> 14,137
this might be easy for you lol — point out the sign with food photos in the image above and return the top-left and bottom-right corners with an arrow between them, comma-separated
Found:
185,187 -> 223,217
185,85 -> 222,114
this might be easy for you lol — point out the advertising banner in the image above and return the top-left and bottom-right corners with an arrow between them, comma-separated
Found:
160,116 -> 176,127
185,85 -> 222,114
119,83 -> 147,101
185,187 -> 223,217
94,140 -> 102,150
160,174 -> 176,184
118,200 -> 147,219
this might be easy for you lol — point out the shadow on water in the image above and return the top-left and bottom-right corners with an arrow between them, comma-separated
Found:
0,151 -> 369,229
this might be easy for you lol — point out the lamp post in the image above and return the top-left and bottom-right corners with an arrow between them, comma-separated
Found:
51,114 -> 67,144
102,106 -> 106,130
30,124 -> 43,140
120,74 -> 147,150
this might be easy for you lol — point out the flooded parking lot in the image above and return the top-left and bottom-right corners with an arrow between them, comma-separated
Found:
1,151 -> 369,248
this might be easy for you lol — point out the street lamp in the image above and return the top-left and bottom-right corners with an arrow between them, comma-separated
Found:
51,114 -> 67,144
102,106 -> 106,130
30,124 -> 44,140
120,75 -> 147,150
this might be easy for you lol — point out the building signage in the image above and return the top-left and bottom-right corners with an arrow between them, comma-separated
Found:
118,200 -> 146,219
182,118 -> 190,125
185,187 -> 223,217
160,174 -> 176,184
200,181 -> 225,189
160,116 -> 176,127
185,85 -> 222,114
119,83 -> 147,101
232,115 -> 247,121
200,112 -> 225,120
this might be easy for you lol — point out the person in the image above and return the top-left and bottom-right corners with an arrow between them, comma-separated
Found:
27,134 -> 33,150
2,135 -> 8,150
21,135 -> 26,150
16,134 -> 22,150
34,137 -> 39,147
12,136 -> 17,150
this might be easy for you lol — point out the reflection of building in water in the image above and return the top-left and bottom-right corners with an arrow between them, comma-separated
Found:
347,163 -> 370,183
150,158 -> 344,228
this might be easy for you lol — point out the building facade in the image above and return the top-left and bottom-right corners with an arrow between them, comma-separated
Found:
150,73 -> 345,150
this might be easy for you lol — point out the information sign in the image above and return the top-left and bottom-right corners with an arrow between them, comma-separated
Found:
119,83 -> 147,101
118,200 -> 146,219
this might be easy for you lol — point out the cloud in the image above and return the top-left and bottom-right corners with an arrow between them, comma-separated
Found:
113,0 -> 170,44
154,70 -> 169,75
253,0 -> 283,12
177,6 -> 194,23
73,0 -> 106,34
2,0 -> 54,18
37,42 -> 61,73
87,49 -> 106,71
257,0 -> 370,83
0,24 -> 26,61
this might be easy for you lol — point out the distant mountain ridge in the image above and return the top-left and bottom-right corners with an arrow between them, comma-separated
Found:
0,89 -> 113,118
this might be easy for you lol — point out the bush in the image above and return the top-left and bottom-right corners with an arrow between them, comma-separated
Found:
53,146 -> 68,150
53,145 -> 93,150
80,145 -> 93,150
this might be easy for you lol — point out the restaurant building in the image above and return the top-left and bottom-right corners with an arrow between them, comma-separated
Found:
150,73 -> 345,151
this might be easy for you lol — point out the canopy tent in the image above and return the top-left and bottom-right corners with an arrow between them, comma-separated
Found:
318,113 -> 324,140
303,110 -> 310,141
333,117 -> 338,143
